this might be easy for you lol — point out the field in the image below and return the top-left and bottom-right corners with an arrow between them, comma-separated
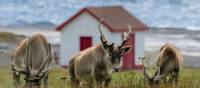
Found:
0,66 -> 200,88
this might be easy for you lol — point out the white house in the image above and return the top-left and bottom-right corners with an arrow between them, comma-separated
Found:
56,6 -> 148,69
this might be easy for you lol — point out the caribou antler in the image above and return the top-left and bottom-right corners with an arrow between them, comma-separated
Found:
11,37 -> 31,75
119,25 -> 132,48
98,19 -> 116,48
154,67 -> 160,78
36,43 -> 53,76
143,66 -> 152,80
11,64 -> 28,74
26,37 -> 31,74
98,19 -> 107,44
140,56 -> 164,81
139,57 -> 152,80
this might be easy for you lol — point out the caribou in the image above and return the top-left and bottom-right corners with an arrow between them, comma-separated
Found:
68,21 -> 132,88
11,34 -> 54,88
139,43 -> 183,85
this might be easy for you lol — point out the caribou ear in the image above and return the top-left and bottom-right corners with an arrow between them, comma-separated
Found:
121,46 -> 132,53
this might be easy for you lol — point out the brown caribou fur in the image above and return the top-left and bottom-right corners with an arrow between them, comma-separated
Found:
141,43 -> 183,85
69,21 -> 132,88
69,43 -> 131,88
11,34 -> 54,88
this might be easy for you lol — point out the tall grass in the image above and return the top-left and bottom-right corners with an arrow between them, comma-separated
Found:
0,65 -> 200,88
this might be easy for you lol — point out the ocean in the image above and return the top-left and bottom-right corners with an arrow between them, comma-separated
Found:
146,29 -> 200,68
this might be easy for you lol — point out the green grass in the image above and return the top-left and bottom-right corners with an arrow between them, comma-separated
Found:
0,65 -> 200,88
0,32 -> 19,41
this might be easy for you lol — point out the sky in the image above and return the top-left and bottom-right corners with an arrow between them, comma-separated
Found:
0,0 -> 199,29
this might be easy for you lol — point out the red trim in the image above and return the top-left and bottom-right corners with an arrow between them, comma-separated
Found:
56,8 -> 87,31
122,33 -> 135,70
121,33 -> 143,70
132,33 -> 135,69
112,28 -> 149,32
80,36 -> 92,51
56,8 -> 115,32
85,9 -> 114,32
133,65 -> 143,69
55,7 -> 148,32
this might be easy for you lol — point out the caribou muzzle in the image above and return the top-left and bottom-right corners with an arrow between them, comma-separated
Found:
113,67 -> 121,72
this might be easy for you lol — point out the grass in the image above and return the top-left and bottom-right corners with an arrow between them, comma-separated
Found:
0,65 -> 200,88
0,32 -> 19,42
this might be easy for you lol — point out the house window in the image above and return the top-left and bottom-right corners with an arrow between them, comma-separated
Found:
80,36 -> 92,51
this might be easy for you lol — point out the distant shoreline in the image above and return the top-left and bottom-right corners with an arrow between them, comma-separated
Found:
0,26 -> 199,68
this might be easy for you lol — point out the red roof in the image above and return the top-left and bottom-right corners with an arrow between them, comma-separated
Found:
56,6 -> 149,32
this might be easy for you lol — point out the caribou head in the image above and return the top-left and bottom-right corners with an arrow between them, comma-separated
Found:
98,20 -> 132,72
11,37 -> 53,88
139,56 -> 166,85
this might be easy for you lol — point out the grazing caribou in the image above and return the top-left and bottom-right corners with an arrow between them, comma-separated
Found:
11,34 -> 54,88
68,21 -> 132,88
139,43 -> 183,85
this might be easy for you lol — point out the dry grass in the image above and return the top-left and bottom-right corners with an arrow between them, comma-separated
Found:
0,65 -> 200,88
0,32 -> 19,42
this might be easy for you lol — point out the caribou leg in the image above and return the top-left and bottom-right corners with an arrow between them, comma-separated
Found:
168,72 -> 173,83
87,79 -> 94,88
104,78 -> 111,88
174,72 -> 179,85
44,72 -> 49,88
170,72 -> 179,85
174,68 -> 180,85
69,58 -> 80,88
162,76 -> 168,83
96,80 -> 103,88
13,71 -> 20,88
